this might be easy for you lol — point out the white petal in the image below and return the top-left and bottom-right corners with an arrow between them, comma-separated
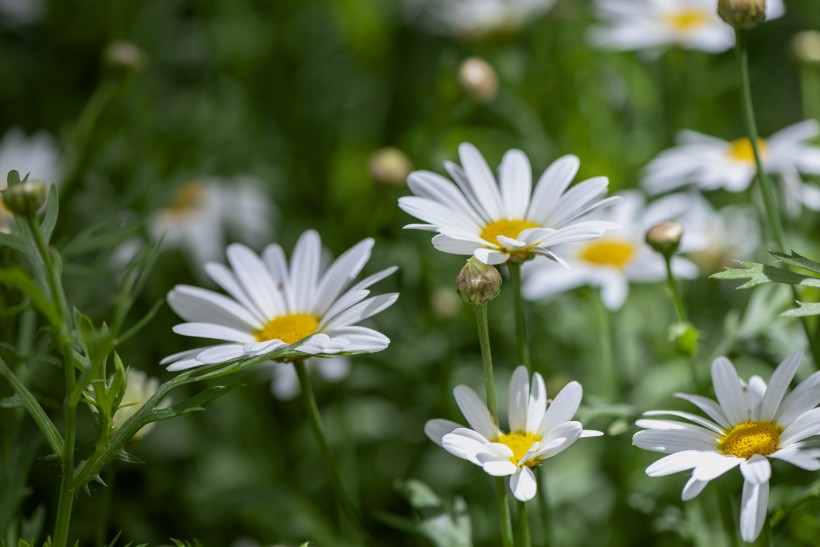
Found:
321,293 -> 399,330
770,447 -> 820,471
459,143 -> 504,220
508,366 -> 529,433
509,467 -> 538,502
711,357 -> 749,424
499,149 -> 532,219
479,455 -> 519,477
527,372 -> 548,432
692,453 -> 743,481
172,322 -> 255,343
168,286 -> 261,331
538,381 -> 582,436
453,385 -> 500,440
779,407 -> 820,445
289,230 -> 322,312
474,247 -> 509,265
312,238 -> 374,315
759,351 -> 804,421
682,476 -> 709,501
739,479 -> 769,543
527,155 -> 580,225
195,344 -> 249,364
674,393 -> 731,429
424,419 -> 462,446
442,428 -> 492,466
645,450 -> 707,477
226,243 -> 286,318
643,410 -> 724,435
632,428 -> 719,454
775,371 -> 820,425
739,454 -> 771,484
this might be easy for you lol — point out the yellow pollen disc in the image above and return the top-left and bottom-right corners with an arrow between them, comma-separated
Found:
664,9 -> 709,32
480,219 -> 540,245
494,431 -> 542,467
578,239 -> 636,269
719,421 -> 783,459
729,138 -> 767,163
254,313 -> 320,344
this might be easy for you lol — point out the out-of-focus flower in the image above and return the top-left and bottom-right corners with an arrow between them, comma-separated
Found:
0,128 -> 61,184
458,57 -> 498,103
0,0 -> 44,27
792,30 -> 820,65
265,356 -> 351,400
588,0 -> 783,55
1,179 -> 47,217
522,191 -> 705,311
405,0 -> 556,39
369,147 -> 413,187
163,230 -> 398,370
430,286 -> 461,318
148,176 -> 275,267
426,366 -> 601,502
634,351 -> 820,543
641,121 -> 820,217
104,41 -> 147,72
679,196 -> 759,272
399,144 -> 620,266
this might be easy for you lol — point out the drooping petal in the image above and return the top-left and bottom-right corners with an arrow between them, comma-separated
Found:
739,479 -> 769,543
509,467 -> 538,502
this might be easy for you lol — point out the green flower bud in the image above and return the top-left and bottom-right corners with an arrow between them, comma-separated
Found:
668,321 -> 700,357
104,41 -> 146,72
792,31 -> 820,65
458,57 -> 498,103
645,220 -> 683,258
456,257 -> 502,306
718,0 -> 766,30
1,180 -> 47,217
368,147 -> 413,187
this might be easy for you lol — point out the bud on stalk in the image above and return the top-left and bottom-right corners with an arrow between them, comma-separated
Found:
456,257 -> 502,305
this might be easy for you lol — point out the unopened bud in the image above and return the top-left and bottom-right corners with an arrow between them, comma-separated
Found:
368,147 -> 413,187
104,41 -> 146,72
792,31 -> 820,65
456,257 -> 502,305
458,57 -> 498,103
718,0 -> 766,30
645,220 -> 683,258
669,321 -> 699,357
1,180 -> 47,216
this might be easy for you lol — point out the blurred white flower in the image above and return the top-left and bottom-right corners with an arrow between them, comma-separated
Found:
399,144 -> 620,266
87,369 -> 170,443
522,191 -> 707,310
0,128 -> 61,184
404,0 -> 556,39
634,351 -> 820,543
148,176 -> 275,267
265,356 -> 351,400
642,121 -> 820,218
0,0 -> 44,27
589,0 -> 784,55
163,230 -> 398,370
680,196 -> 759,272
426,366 -> 601,502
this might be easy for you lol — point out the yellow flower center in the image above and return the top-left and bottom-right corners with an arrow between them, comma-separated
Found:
578,239 -> 636,269
494,431 -> 543,467
719,421 -> 783,459
254,313 -> 320,344
664,9 -> 710,32
728,138 -> 767,164
480,219 -> 540,245
165,182 -> 206,218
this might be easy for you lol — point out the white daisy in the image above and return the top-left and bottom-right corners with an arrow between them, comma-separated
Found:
522,191 -> 703,311
681,197 -> 759,272
425,366 -> 602,502
642,121 -> 820,217
162,230 -> 398,371
589,0 -> 784,55
404,0 -> 556,39
398,143 -> 621,266
148,176 -> 276,267
634,351 -> 820,543
265,355 -> 351,400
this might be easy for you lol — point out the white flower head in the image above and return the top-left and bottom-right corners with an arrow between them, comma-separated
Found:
589,0 -> 784,55
522,191 -> 708,310
266,355 -> 351,400
634,351 -> 820,543
404,0 -> 556,39
642,121 -> 820,217
425,366 -> 602,501
399,143 -> 621,266
163,230 -> 398,370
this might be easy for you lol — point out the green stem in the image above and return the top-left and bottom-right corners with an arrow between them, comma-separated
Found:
662,256 -> 701,392
536,474 -> 552,547
293,359 -> 367,545
95,467 -> 115,547
517,500 -> 532,547
508,263 -> 531,370
473,305 -> 514,547
734,29 -> 820,370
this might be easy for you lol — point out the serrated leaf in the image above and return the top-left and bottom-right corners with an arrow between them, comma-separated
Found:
115,449 -> 144,465
771,250 -> 820,276
711,261 -> 820,289
782,301 -> 820,317
145,384 -> 241,423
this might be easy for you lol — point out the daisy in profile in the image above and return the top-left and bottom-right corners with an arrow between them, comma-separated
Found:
634,351 -> 820,543
404,0 -> 556,39
642,121 -> 820,217
425,366 -> 601,501
399,144 -> 620,266
265,356 -> 350,400
522,191 -> 705,311
163,230 -> 398,370
589,0 -> 784,55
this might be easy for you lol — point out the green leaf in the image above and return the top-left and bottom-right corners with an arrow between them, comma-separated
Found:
6,170 -> 20,185
771,250 -> 820,276
711,261 -> 820,289
0,231 -> 26,252
381,479 -> 472,547
40,184 -> 59,243
0,267 -> 60,328
782,301 -> 820,318
144,384 -> 242,423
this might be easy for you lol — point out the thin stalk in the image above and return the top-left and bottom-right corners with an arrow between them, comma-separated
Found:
293,359 -> 367,545
734,29 -> 820,369
517,500 -> 532,547
473,304 -> 514,547
95,467 -> 115,547
662,255 -> 701,392
508,263 -> 531,370
536,474 -> 551,547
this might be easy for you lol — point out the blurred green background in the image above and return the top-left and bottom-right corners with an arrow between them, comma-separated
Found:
2,0 -> 820,545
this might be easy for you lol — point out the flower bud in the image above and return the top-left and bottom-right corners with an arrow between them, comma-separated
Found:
368,147 -> 413,187
1,180 -> 47,216
792,31 -> 820,65
104,41 -> 146,72
645,220 -> 683,258
458,57 -> 498,103
456,257 -> 502,306
718,0 -> 766,30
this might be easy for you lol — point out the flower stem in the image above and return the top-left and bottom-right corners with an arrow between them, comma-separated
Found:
473,304 -> 514,547
517,500 -> 532,547
734,29 -> 820,369
508,263 -> 530,370
293,359 -> 367,545
662,256 -> 700,392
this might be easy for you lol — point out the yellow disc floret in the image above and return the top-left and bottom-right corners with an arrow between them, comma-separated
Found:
665,9 -> 710,32
480,219 -> 540,245
729,138 -> 767,163
494,431 -> 543,467
719,421 -> 783,459
579,239 -> 636,269
254,313 -> 320,344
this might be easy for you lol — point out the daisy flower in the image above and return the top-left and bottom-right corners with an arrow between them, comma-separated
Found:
404,0 -> 556,39
634,351 -> 820,543
163,230 -> 398,370
425,366 -> 602,501
642,121 -> 820,217
522,191 -> 703,311
399,143 -> 620,266
265,356 -> 351,400
589,0 -> 784,55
